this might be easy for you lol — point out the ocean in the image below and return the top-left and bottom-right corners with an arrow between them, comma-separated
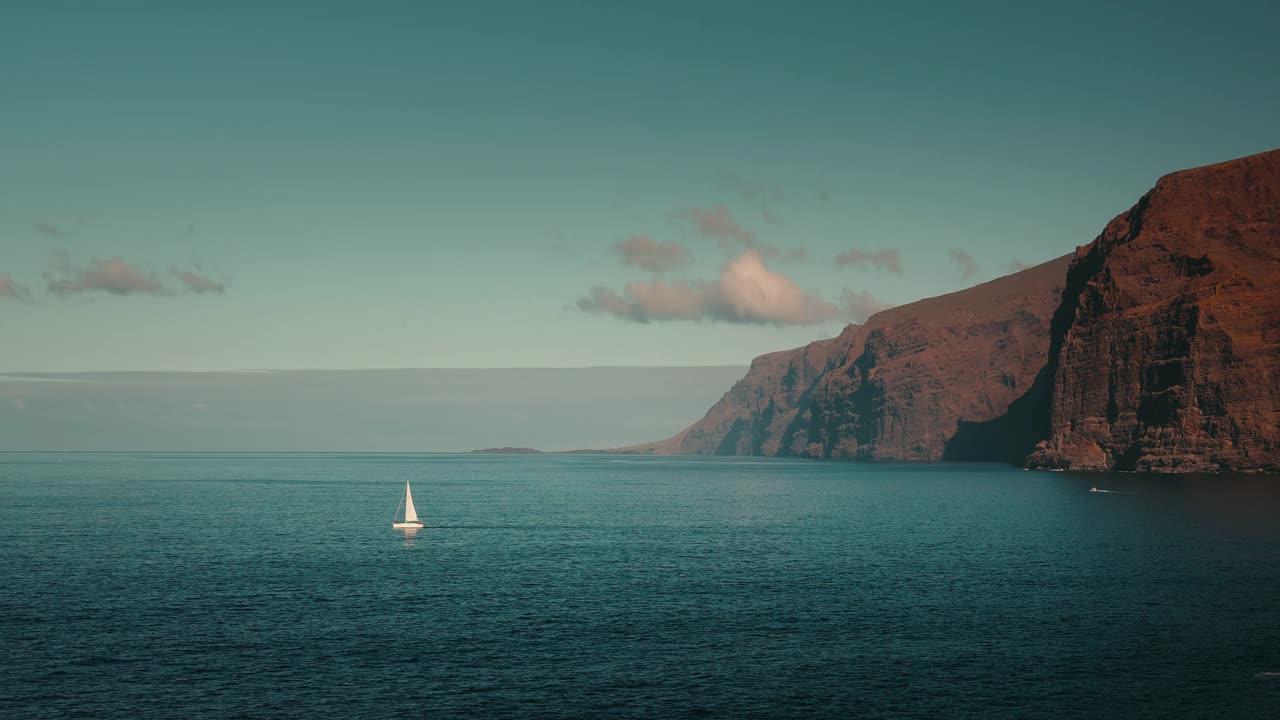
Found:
2,453 -> 1278,719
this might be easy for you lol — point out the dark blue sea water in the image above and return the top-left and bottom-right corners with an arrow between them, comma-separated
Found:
1,453 -> 1278,719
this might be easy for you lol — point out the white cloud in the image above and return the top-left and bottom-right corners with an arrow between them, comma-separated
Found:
577,251 -> 839,326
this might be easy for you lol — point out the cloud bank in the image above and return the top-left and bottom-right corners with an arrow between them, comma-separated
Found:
577,251 -> 839,326
614,236 -> 692,273
833,248 -> 904,275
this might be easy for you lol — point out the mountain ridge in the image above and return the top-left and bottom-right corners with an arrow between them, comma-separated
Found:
624,149 -> 1280,472
619,254 -> 1072,461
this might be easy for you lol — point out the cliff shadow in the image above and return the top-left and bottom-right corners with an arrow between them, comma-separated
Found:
944,241 -> 1102,465
942,362 -> 1054,464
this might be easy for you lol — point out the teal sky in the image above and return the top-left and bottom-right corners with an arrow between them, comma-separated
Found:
2,1 -> 1277,371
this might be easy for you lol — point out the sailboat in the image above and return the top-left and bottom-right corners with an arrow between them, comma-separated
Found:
392,481 -> 425,529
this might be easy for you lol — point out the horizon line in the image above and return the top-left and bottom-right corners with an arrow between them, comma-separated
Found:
0,364 -> 750,376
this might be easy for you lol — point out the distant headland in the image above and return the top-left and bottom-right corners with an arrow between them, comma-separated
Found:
470,446 -> 545,455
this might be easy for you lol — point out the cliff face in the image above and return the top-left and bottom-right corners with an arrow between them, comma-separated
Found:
624,255 -> 1071,460
627,325 -> 861,457
631,150 -> 1280,471
1027,149 -> 1280,472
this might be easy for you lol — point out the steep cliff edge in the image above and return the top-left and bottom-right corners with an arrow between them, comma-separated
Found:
628,150 -> 1280,470
622,255 -> 1071,460
1026,149 -> 1280,472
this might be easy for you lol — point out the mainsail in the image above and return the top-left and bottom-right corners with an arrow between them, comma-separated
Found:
403,482 -> 419,524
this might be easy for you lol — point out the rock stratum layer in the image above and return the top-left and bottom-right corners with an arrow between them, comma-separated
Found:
627,149 -> 1280,471
1027,149 -> 1280,472
622,255 -> 1072,461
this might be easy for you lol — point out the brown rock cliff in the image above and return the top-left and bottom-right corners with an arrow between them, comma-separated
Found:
628,150 -> 1280,472
1027,149 -> 1280,472
622,255 -> 1071,460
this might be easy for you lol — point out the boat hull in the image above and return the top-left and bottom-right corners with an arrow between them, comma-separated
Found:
392,522 -> 424,529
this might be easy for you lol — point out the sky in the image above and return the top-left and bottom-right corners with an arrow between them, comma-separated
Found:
2,1 -> 1278,372
0,367 -> 748,451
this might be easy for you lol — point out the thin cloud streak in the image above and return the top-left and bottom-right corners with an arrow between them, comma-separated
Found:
948,248 -> 979,279
712,170 -> 783,205
680,204 -> 806,261
681,204 -> 758,250
42,254 -> 229,297
614,236 -> 692,273
170,267 -> 227,294
34,223 -> 62,238
833,248 -> 904,275
45,255 -> 173,296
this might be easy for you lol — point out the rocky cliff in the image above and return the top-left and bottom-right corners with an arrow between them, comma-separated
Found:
622,255 -> 1072,461
1026,149 -> 1280,472
629,150 -> 1280,471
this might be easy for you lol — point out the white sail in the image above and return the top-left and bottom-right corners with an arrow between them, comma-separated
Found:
403,482 -> 419,524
